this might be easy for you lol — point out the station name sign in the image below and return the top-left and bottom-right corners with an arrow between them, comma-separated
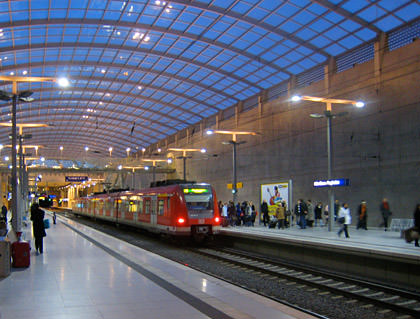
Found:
313,179 -> 350,188
65,176 -> 89,182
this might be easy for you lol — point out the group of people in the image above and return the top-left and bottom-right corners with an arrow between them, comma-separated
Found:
219,200 -> 257,227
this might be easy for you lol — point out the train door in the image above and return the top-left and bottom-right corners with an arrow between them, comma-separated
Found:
148,196 -> 157,226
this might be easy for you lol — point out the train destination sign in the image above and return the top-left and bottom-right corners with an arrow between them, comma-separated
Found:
313,179 -> 350,188
65,176 -> 89,182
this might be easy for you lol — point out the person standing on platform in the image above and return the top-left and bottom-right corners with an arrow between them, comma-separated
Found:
380,198 -> 392,231
276,204 -> 285,229
334,199 -> 340,221
261,200 -> 269,227
1,204 -> 7,223
306,200 -> 314,227
414,204 -> 420,247
314,202 -> 323,226
356,200 -> 368,230
295,199 -> 308,229
30,203 -> 46,254
337,203 -> 351,238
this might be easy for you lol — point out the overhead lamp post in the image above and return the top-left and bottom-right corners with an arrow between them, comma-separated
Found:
292,95 -> 365,231
59,146 -> 63,158
0,76 -> 68,235
108,147 -> 113,157
167,148 -> 206,181
142,158 -> 172,184
206,130 -> 258,203
123,166 -> 145,189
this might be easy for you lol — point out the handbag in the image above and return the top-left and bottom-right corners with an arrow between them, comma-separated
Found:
43,219 -> 50,229
338,217 -> 345,224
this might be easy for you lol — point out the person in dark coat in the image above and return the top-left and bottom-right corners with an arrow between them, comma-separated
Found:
356,200 -> 368,230
1,204 -> 7,223
380,198 -> 392,231
31,203 -> 46,254
261,200 -> 269,227
414,204 -> 420,247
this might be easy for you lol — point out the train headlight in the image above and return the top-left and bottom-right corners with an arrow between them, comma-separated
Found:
177,218 -> 185,224
215,217 -> 220,223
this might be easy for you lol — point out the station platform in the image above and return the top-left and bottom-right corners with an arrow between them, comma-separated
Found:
220,224 -> 420,259
0,215 -> 315,319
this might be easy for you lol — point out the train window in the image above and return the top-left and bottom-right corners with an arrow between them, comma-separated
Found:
120,199 -> 128,213
145,200 -> 150,214
158,200 -> 164,216
97,200 -> 104,210
129,200 -> 138,213
166,198 -> 170,213
184,194 -> 213,210
104,200 -> 112,210
138,199 -> 143,214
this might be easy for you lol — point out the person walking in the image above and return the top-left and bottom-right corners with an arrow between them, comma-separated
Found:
414,204 -> 420,247
380,198 -> 392,231
306,200 -> 314,227
261,200 -> 269,227
30,203 -> 46,254
276,204 -> 285,229
356,200 -> 368,230
337,203 -> 351,238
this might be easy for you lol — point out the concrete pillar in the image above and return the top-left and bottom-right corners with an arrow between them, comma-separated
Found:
235,102 -> 243,128
324,56 -> 337,95
374,32 -> 389,89
287,75 -> 297,108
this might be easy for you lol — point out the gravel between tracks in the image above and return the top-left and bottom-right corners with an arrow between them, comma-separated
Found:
66,215 -> 406,319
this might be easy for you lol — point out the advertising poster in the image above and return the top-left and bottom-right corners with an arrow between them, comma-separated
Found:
260,182 -> 291,218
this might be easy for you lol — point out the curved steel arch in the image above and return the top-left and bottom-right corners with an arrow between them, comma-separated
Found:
0,19 -> 292,77
0,43 -> 264,93
11,112 -> 163,145
28,86 -> 205,121
25,128 -> 146,153
1,93 -> 196,128
0,62 -> 224,110
4,105 -> 178,141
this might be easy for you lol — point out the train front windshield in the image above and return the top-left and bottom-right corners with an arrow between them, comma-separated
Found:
183,186 -> 214,219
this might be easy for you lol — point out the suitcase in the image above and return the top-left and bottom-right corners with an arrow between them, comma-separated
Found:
403,227 -> 419,243
43,219 -> 50,229
11,241 -> 30,268
0,241 -> 11,277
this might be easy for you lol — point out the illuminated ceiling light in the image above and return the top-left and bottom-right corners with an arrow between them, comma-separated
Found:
200,148 -> 206,153
9,72 -> 14,76
123,71 -> 129,76
137,86 -> 142,90
206,130 -> 214,135
84,146 -> 89,152
144,166 -> 149,170
118,165 -> 123,170
4,56 -> 7,60
155,0 -> 161,4
157,148 -> 161,153
106,93 -> 110,97
99,102 -> 103,105
132,32 -> 144,40
117,31 -> 121,35
167,158 -> 172,164
165,8 -> 170,13
40,157 -> 45,162
22,70 -> 28,75
4,156 -> 9,161
291,95 -> 302,102
58,77 -> 70,87
59,146 -> 63,151
144,36 -> 150,42
355,101 -> 365,108
142,147 -> 146,152
101,69 -> 106,74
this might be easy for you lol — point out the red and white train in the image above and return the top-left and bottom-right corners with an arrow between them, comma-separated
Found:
73,183 -> 221,240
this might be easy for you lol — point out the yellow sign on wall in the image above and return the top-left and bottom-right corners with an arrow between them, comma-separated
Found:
227,182 -> 243,189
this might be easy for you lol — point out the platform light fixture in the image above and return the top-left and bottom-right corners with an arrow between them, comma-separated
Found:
206,130 -> 258,202
167,148 -> 207,181
292,94 -> 365,231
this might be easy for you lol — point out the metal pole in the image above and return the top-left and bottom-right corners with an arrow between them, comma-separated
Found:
152,165 -> 156,184
326,113 -> 334,232
232,141 -> 237,204
11,94 -> 18,232
183,156 -> 186,181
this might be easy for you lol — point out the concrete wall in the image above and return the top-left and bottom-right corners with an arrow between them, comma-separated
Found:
158,39 -> 420,227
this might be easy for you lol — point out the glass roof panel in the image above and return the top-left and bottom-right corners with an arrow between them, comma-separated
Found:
0,0 -> 417,156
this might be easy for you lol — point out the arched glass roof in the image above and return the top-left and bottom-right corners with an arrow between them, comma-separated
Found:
0,0 -> 418,159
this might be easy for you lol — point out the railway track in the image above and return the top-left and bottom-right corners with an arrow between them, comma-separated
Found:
193,247 -> 420,318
